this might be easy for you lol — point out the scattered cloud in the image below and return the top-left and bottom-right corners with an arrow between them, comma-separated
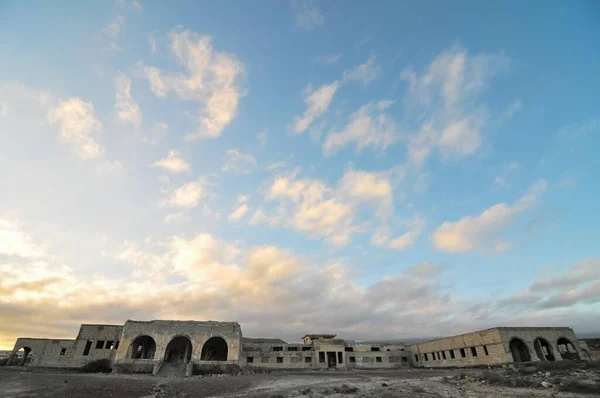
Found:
292,81 -> 339,134
432,179 -> 547,253
493,161 -> 519,189
0,102 -> 7,117
259,168 -> 397,246
257,130 -> 268,146
48,97 -> 103,159
342,55 -> 382,86
103,16 -> 124,39
161,180 -> 204,208
222,149 -> 257,174
228,204 -> 249,221
148,34 -> 158,54
323,100 -> 398,155
115,72 -> 142,128
371,216 -> 425,250
152,150 -> 191,173
402,45 -> 510,166
292,0 -> 324,30
94,160 -> 123,175
315,53 -> 342,65
142,29 -> 246,140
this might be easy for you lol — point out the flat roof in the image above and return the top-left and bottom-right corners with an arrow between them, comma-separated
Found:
411,326 -> 574,346
302,334 -> 337,339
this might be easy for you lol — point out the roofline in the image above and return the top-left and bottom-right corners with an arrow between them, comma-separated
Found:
411,326 -> 575,346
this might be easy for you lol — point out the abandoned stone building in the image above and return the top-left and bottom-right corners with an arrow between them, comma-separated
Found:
4,320 -> 592,376
410,327 -> 589,368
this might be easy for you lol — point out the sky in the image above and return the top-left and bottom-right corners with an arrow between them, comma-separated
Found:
0,0 -> 599,349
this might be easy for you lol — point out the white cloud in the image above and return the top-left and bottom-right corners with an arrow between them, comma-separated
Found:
115,72 -> 142,128
0,102 -> 7,117
432,179 -> 547,253
323,100 -> 398,155
261,168 -> 396,246
228,204 -> 249,221
152,150 -> 191,173
401,45 -> 509,166
148,34 -> 158,54
142,29 -> 246,140
372,216 -> 425,250
48,97 -> 103,159
292,0 -> 324,30
103,16 -> 124,39
315,53 -> 342,65
292,81 -> 339,134
161,180 -> 204,208
94,160 -> 122,175
0,218 -> 46,259
342,55 -> 382,86
257,130 -> 268,146
222,149 -> 257,174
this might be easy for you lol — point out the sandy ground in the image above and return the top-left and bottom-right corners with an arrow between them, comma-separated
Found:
0,366 -> 598,397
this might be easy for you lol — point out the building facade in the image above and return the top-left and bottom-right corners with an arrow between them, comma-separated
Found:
410,327 -> 584,368
4,321 -> 589,375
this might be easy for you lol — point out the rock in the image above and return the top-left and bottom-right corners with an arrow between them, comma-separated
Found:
381,383 -> 388,387
541,381 -> 552,388
545,372 -> 551,377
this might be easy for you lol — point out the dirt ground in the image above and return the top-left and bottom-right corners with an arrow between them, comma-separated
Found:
0,366 -> 599,397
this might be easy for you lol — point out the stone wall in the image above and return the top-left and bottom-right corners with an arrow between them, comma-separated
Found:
242,343 -> 315,369
411,327 -> 585,368
112,320 -> 242,373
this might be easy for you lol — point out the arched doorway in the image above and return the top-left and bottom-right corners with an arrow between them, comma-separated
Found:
201,337 -> 228,361
509,338 -> 531,362
557,337 -> 580,360
534,337 -> 555,361
164,336 -> 192,363
9,347 -> 32,366
130,335 -> 156,359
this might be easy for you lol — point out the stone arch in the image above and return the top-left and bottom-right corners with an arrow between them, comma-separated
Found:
533,337 -> 555,361
129,335 -> 156,359
509,338 -> 531,362
557,337 -> 580,360
9,347 -> 32,366
164,335 -> 193,363
201,336 -> 228,361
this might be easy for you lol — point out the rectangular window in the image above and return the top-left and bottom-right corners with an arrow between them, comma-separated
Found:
95,340 -> 105,349
471,347 -> 478,357
337,352 -> 343,363
302,346 -> 311,351
115,341 -> 120,349
371,347 -> 380,352
349,356 -> 356,363
442,351 -> 447,360
345,347 -> 353,352
83,340 -> 92,356
376,357 -> 382,363
305,356 -> 312,363
460,348 -> 466,358
450,350 -> 455,359
273,346 -> 283,352
247,356 -> 254,363
484,346 -> 489,355
276,357 -> 283,363
424,353 -> 429,361
106,341 -> 114,350
319,352 -> 325,362
287,347 -> 298,351
60,348 -> 66,356
414,354 -> 419,362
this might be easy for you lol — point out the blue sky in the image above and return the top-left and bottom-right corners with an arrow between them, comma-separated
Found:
0,0 -> 599,348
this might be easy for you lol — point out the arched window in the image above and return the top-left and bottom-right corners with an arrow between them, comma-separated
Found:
164,336 -> 193,363
533,337 -> 555,361
201,337 -> 228,361
509,338 -> 531,362
129,335 -> 156,359
557,337 -> 580,360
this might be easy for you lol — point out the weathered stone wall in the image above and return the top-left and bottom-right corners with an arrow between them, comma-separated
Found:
113,320 -> 242,373
8,338 -> 52,366
345,341 -> 409,369
411,328 -> 507,368
582,339 -> 600,361
411,327 -> 585,368
242,343 -> 315,369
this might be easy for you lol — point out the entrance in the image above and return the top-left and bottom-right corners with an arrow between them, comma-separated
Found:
327,352 -> 337,368
164,336 -> 193,363
509,338 -> 531,362
534,338 -> 555,361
